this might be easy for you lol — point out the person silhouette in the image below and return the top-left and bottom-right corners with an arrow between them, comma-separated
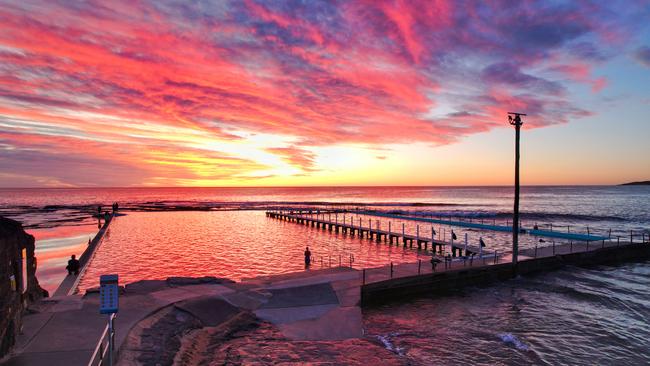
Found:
66,255 -> 80,275
304,247 -> 312,267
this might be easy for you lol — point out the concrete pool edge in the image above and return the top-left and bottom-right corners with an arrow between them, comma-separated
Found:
360,241 -> 650,306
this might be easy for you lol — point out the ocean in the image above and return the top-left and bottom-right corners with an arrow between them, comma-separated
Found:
1,186 -> 649,364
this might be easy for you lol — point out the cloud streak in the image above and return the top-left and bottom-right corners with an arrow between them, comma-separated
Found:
0,0 -> 647,186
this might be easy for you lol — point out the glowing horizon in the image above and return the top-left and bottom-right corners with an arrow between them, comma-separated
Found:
1,1 -> 649,188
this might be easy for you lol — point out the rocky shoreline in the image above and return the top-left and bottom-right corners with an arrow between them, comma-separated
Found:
113,270 -> 402,365
3,266 -> 407,365
120,294 -> 401,365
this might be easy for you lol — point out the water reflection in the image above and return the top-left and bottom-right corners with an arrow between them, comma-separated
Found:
79,211 -> 426,290
30,225 -> 97,294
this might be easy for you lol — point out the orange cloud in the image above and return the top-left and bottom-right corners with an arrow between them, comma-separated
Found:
0,1 -> 643,186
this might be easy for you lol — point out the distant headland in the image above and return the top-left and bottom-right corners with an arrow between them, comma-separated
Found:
620,181 -> 650,186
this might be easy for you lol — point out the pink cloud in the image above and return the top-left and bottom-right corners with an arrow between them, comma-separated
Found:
0,0 -> 644,185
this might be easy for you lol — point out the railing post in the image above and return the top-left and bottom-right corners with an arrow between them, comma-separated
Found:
418,259 -> 421,274
108,313 -> 114,366
390,262 -> 394,278
362,269 -> 366,285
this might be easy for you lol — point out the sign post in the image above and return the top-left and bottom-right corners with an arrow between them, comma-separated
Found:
100,274 -> 119,366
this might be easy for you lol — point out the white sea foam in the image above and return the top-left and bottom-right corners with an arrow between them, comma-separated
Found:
499,333 -> 530,351
377,332 -> 405,356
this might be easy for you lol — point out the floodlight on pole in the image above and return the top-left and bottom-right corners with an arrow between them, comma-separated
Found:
508,112 -> 526,271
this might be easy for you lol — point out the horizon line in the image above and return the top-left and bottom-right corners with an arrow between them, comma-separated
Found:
0,183 -> 642,189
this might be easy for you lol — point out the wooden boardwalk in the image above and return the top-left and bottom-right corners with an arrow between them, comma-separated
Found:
266,210 -> 487,257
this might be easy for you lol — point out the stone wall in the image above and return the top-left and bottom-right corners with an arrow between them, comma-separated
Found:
0,216 -> 47,358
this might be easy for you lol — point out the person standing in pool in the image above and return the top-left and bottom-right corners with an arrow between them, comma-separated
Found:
304,246 -> 312,267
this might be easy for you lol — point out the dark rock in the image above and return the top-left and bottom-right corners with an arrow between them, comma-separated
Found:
0,216 -> 47,358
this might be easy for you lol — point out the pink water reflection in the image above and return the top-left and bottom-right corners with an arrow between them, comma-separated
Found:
29,225 -> 97,294
80,211 -> 426,290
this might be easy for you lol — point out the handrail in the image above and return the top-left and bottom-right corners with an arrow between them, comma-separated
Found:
87,314 -> 116,366
87,323 -> 109,366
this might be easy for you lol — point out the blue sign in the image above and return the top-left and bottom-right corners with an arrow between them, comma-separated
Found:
100,274 -> 119,314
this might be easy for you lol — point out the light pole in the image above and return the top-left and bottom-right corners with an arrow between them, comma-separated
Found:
508,112 -> 526,271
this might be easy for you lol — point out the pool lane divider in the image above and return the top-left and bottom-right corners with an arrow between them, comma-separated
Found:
52,213 -> 115,296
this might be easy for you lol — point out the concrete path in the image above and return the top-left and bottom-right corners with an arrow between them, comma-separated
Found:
250,268 -> 362,341
360,240 -> 642,286
52,215 -> 113,297
2,279 -> 235,366
2,267 -> 363,366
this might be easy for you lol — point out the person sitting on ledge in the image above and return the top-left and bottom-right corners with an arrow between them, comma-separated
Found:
66,255 -> 80,275
304,246 -> 312,267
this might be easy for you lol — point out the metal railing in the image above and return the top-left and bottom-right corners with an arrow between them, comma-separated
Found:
270,208 -> 646,244
316,253 -> 355,268
87,314 -> 116,366
361,252 -> 502,285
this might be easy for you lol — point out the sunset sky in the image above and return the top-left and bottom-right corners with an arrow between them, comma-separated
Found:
0,0 -> 649,187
